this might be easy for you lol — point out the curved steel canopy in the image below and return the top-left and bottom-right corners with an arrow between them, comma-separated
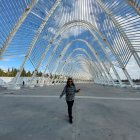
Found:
0,0 -> 140,88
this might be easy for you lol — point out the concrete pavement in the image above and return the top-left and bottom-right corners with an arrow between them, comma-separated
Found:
0,83 -> 140,140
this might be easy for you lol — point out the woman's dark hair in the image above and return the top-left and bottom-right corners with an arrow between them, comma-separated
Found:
66,77 -> 75,87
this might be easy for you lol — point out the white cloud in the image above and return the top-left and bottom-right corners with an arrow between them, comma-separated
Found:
62,26 -> 87,39
0,66 -> 8,71
48,27 -> 56,35
0,58 -> 11,62
126,56 -> 140,79
110,56 -> 140,79
53,0 -> 98,38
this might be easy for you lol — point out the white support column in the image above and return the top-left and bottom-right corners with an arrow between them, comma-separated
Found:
91,33 -> 123,86
30,37 -> 62,85
91,60 -> 106,85
84,42 -> 114,85
84,59 -> 103,84
56,61 -> 69,81
50,60 -> 66,84
9,0 -> 61,89
0,0 -> 37,57
103,38 -> 134,87
88,61 -> 98,82
99,47 -> 122,85
98,58 -> 115,85
40,54 -> 62,86
40,40 -> 71,84
95,0 -> 138,86
96,0 -> 140,68
40,38 -> 70,84
79,59 -> 97,81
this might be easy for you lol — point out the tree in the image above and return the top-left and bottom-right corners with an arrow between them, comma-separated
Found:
21,68 -> 26,77
26,71 -> 32,77
45,73 -> 49,77
13,68 -> 18,76
50,73 -> 53,79
0,69 -> 4,76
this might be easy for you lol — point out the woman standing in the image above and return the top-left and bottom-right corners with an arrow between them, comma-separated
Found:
60,77 -> 80,124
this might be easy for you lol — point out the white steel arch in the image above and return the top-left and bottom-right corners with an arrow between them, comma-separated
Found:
54,40 -> 115,85
0,0 -> 38,57
35,20 -> 132,86
12,20 -> 135,87
95,0 -> 140,67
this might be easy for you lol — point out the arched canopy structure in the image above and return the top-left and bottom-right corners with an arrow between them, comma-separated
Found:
0,0 -> 140,88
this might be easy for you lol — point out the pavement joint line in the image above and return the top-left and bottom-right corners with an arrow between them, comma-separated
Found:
1,95 -> 140,101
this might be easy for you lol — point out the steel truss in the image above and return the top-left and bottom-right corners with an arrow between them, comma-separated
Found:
95,0 -> 140,67
8,0 -> 62,88
0,0 -> 37,57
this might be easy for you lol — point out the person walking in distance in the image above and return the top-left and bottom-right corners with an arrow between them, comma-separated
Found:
60,77 -> 80,124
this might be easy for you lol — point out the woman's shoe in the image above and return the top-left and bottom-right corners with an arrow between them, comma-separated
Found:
69,118 -> 73,124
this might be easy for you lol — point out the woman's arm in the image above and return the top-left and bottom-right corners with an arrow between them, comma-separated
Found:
60,86 -> 66,98
74,85 -> 80,93
76,89 -> 80,92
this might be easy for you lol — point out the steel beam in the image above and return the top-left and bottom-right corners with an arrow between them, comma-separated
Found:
0,0 -> 37,57
11,0 -> 61,88
95,0 -> 140,82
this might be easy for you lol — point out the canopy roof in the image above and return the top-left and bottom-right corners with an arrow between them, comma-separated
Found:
0,0 -> 140,86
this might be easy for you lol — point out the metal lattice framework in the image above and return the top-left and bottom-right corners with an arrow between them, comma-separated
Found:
0,0 -> 140,88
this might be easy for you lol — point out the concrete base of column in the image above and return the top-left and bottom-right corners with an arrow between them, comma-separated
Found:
133,85 -> 140,89
7,84 -> 21,90
28,84 -> 35,88
38,84 -> 44,87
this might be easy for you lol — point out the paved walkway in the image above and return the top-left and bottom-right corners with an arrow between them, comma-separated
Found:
0,83 -> 140,140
